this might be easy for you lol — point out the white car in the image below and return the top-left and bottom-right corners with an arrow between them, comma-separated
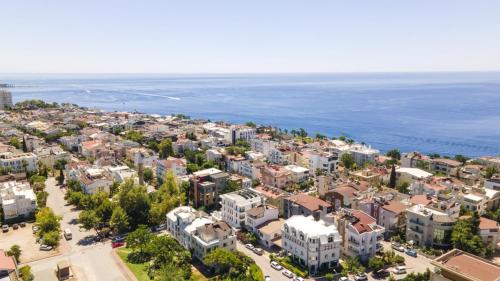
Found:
245,243 -> 254,250
270,261 -> 283,271
294,277 -> 304,281
265,276 -> 271,281
282,270 -> 293,278
339,277 -> 349,281
394,266 -> 407,274
253,247 -> 264,255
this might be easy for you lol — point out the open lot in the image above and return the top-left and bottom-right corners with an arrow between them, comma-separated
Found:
0,222 -> 61,263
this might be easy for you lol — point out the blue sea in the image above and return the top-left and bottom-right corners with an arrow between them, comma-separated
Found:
2,72 -> 500,157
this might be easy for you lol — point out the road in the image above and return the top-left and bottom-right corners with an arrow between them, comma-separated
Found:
236,241 -> 291,281
25,177 -> 132,281
364,241 -> 434,281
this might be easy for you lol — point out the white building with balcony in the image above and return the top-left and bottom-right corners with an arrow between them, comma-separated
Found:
0,181 -> 37,220
340,209 -> 385,262
220,188 -> 264,228
281,215 -> 341,273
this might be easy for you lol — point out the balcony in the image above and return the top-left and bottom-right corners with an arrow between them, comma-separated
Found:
409,219 -> 424,226
348,238 -> 360,246
376,243 -> 383,251
377,235 -> 383,241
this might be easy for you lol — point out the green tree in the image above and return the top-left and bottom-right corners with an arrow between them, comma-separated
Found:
148,236 -> 192,280
143,167 -> 153,183
42,230 -> 60,246
204,248 -> 246,277
485,165 -> 498,179
340,153 -> 355,170
125,130 -> 144,144
386,149 -> 401,160
54,159 -> 67,185
95,199 -> 113,224
9,137 -> 21,149
158,139 -> 173,158
110,206 -> 129,234
19,265 -> 34,281
36,191 -> 49,207
389,165 -> 397,189
7,244 -> 21,263
245,121 -> 257,128
117,179 -> 151,228
35,207 -> 61,245
368,256 -> 385,272
451,215 -> 486,257
126,225 -> 154,259
454,154 -> 469,164
78,210 -> 99,230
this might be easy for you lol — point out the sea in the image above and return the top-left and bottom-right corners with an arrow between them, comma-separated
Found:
1,72 -> 500,157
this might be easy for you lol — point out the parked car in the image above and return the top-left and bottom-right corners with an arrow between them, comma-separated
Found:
282,270 -> 293,278
270,261 -> 283,271
405,248 -> 417,257
354,273 -> 368,281
64,229 -> 72,240
245,243 -> 254,250
32,226 -> 39,234
264,276 -> 271,281
157,223 -> 167,231
12,224 -> 19,230
1,225 -> 8,232
19,222 -> 26,227
372,270 -> 390,279
111,240 -> 125,248
294,277 -> 304,281
40,244 -> 53,251
394,266 -> 407,274
253,247 -> 264,255
339,277 -> 350,281
391,242 -> 405,252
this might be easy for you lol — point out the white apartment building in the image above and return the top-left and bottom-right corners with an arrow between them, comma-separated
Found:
308,151 -> 338,174
0,181 -> 37,220
166,206 -> 213,249
250,138 -> 276,156
0,152 -> 37,173
220,188 -> 264,228
349,144 -> 379,166
230,125 -> 256,144
282,215 -> 342,273
284,165 -> 310,183
460,193 -> 488,215
340,209 -> 385,262
34,146 -> 71,168
406,204 -> 456,248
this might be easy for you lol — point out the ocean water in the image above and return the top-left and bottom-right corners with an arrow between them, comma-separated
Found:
2,72 -> 500,157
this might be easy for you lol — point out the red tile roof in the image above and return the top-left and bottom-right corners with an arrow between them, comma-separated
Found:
350,210 -> 377,234
286,193 -> 331,212
479,217 -> 499,230
0,250 -> 16,271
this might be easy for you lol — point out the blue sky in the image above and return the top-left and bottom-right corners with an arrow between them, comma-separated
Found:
1,1 -> 499,73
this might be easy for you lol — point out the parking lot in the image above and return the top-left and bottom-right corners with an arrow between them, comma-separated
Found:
0,222 -> 63,263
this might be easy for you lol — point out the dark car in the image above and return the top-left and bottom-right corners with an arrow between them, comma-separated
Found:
405,249 -> 418,257
19,222 -> 26,227
372,270 -> 390,279
111,240 -> 125,248
12,224 -> 19,230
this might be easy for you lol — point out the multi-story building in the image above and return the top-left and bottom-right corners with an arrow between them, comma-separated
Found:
281,215 -> 341,273
430,158 -> 461,175
359,195 -> 408,238
485,175 -> 500,191
250,137 -> 276,157
478,217 -> 500,247
166,206 -> 210,248
0,152 -> 37,173
0,249 -> 19,281
230,125 -> 256,144
338,209 -> 384,262
406,204 -> 456,248
67,164 -> 113,194
431,249 -> 500,281
245,204 -> 279,232
460,193 -> 488,215
191,221 -> 236,261
34,145 -> 71,168
348,144 -> 379,166
0,90 -> 13,110
308,150 -> 338,174
190,168 -> 229,208
283,193 -> 332,219
220,188 -> 264,228
23,135 -> 45,152
156,157 -> 187,183
260,164 -> 291,189
284,165 -> 310,183
0,181 -> 37,220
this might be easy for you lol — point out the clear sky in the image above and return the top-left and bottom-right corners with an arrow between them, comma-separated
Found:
1,0 -> 499,73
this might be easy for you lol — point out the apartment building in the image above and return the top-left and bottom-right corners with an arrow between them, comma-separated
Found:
0,181 -> 37,220
308,150 -> 338,174
406,204 -> 456,248
156,157 -> 187,183
166,206 -> 211,249
284,165 -> 310,183
281,215 -> 341,273
431,249 -> 500,281
190,168 -> 229,208
283,193 -> 332,219
348,144 -> 379,166
220,188 -> 264,228
478,217 -> 500,246
34,145 -> 71,168
0,152 -> 37,173
430,158 -> 461,175
338,209 -> 384,262
261,164 -> 291,189
230,125 -> 256,144
191,221 -> 236,261
245,204 -> 279,232
67,164 -> 113,194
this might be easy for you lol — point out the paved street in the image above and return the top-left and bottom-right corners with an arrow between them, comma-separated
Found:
236,241 -> 291,281
24,177 -> 131,281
